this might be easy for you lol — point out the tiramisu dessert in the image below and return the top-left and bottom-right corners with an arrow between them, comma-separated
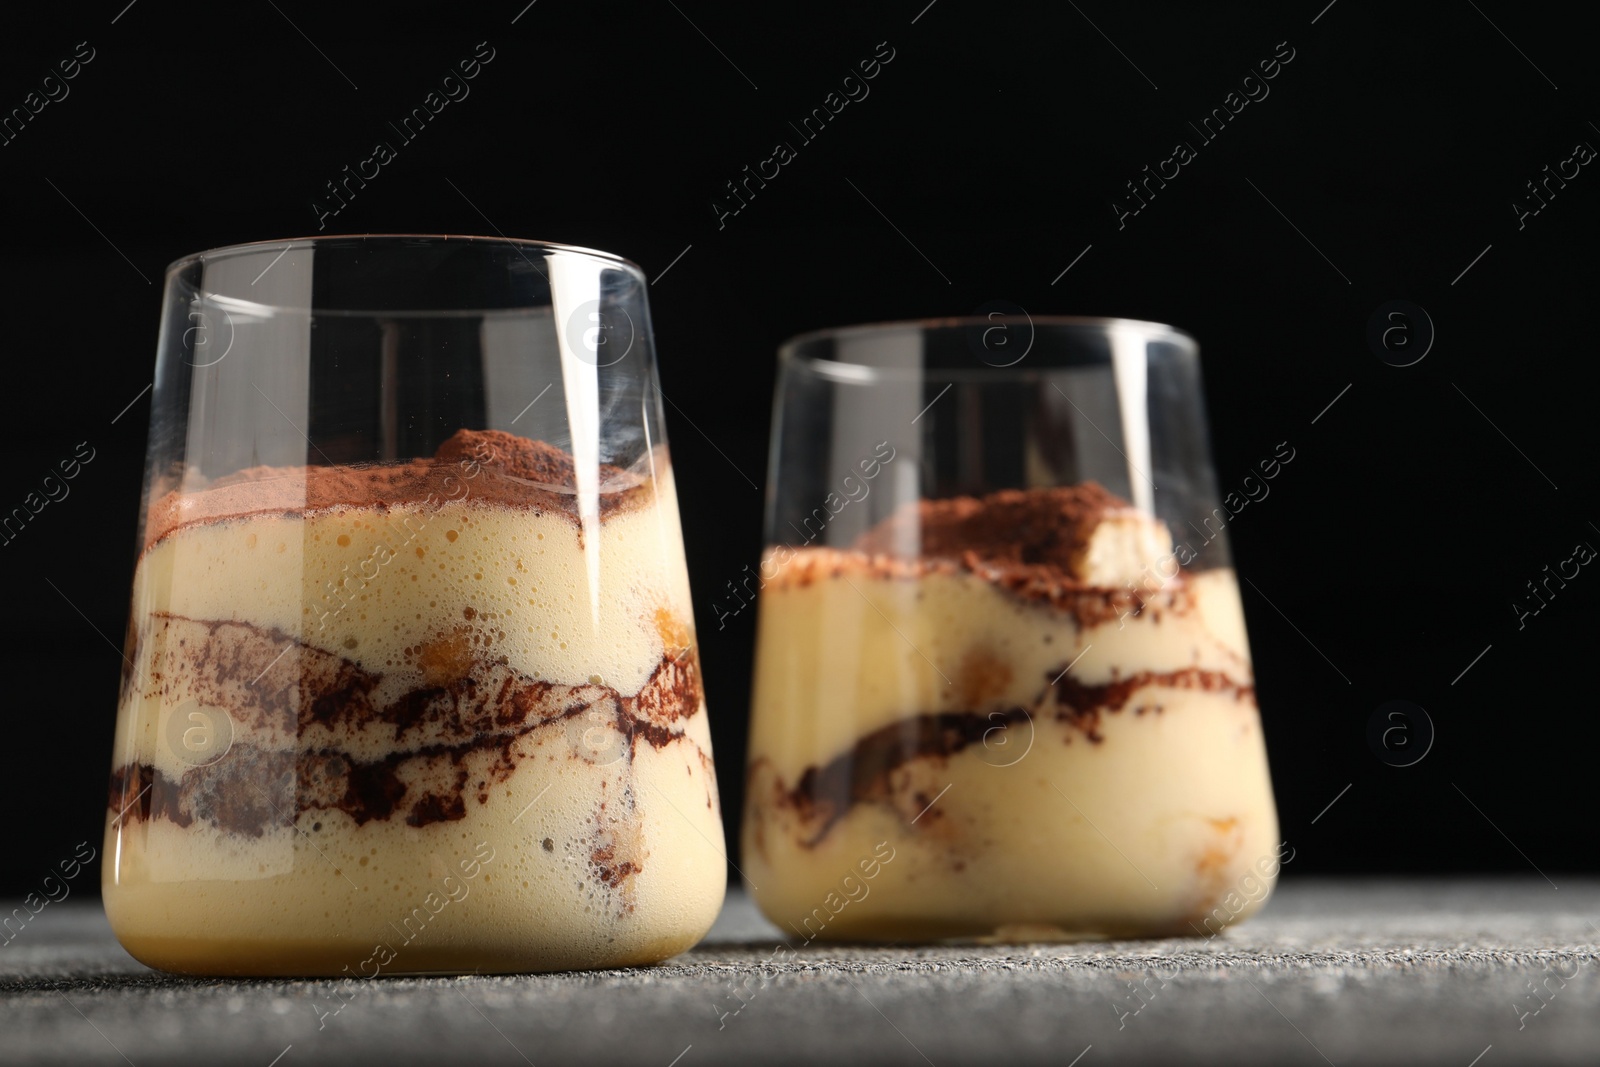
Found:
742,483 -> 1278,940
103,430 -> 724,975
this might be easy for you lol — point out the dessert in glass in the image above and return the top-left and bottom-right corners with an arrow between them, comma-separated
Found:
104,236 -> 724,975
742,317 -> 1280,941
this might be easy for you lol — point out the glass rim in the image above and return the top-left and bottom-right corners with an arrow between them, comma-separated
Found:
164,234 -> 646,315
778,315 -> 1199,382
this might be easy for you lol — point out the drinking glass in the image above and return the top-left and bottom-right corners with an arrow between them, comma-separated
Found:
104,235 -> 724,975
742,317 -> 1281,941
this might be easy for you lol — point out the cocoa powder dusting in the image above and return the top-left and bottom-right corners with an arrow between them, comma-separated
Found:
855,482 -> 1126,573
143,429 -> 654,552
769,483 -> 1191,623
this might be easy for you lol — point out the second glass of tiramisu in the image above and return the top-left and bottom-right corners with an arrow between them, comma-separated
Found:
104,236 -> 725,975
742,316 -> 1281,941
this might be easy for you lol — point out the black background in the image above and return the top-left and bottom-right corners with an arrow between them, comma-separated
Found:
1,0 -> 1594,895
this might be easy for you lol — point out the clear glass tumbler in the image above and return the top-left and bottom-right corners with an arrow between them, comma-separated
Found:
104,236 -> 724,975
742,317 -> 1281,941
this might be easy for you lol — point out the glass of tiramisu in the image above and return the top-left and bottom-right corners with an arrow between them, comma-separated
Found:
104,236 -> 725,975
742,316 -> 1281,941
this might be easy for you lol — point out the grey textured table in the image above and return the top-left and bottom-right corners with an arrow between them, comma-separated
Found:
3,879 -> 1596,1065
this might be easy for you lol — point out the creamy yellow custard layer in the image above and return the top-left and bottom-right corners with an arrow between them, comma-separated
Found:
106,741 -> 719,974
742,551 -> 1278,940
104,472 -> 725,975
